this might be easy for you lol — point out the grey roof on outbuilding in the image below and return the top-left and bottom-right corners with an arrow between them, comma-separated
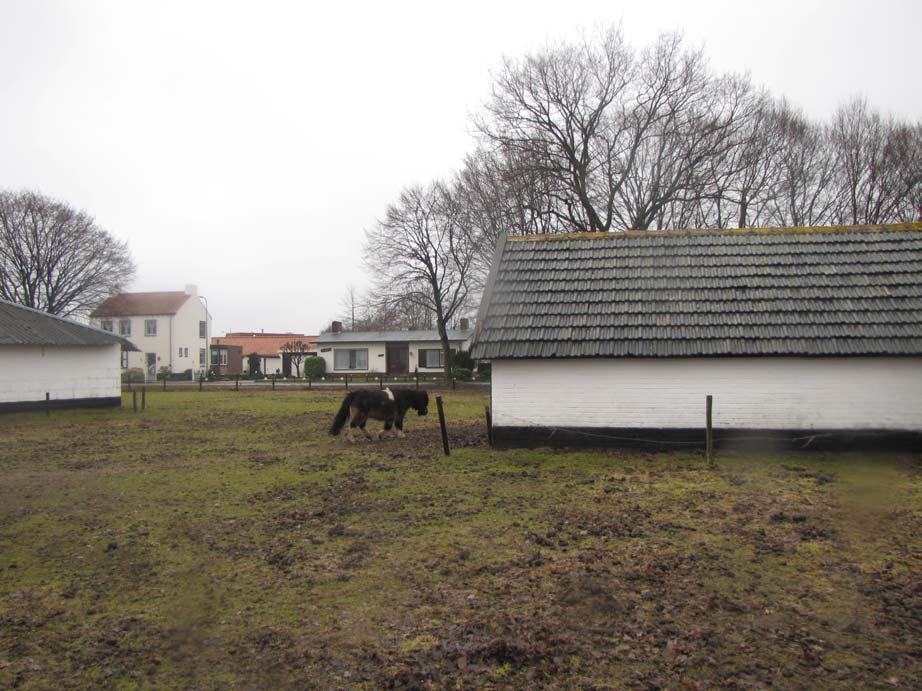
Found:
471,223 -> 922,359
0,299 -> 138,349
316,329 -> 473,344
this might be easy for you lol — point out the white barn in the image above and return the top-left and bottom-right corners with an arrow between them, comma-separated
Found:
471,224 -> 922,449
0,299 -> 135,413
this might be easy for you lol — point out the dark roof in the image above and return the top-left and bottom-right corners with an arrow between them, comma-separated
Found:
90,291 -> 190,317
316,329 -> 473,344
471,223 -> 922,359
0,299 -> 138,349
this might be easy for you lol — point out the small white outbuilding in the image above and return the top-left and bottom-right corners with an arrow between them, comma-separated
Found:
471,223 -> 922,450
0,299 -> 134,413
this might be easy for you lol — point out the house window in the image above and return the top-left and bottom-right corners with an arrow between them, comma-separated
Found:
199,348 -> 206,364
120,350 -> 128,368
101,320 -> 113,332
334,348 -> 368,370
199,321 -> 207,339
219,350 -> 227,366
177,347 -> 189,358
145,319 -> 157,336
211,349 -> 219,366
119,319 -> 131,336
418,348 -> 444,368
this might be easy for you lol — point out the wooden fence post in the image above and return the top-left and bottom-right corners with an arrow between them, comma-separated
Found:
485,406 -> 493,447
378,376 -> 383,389
345,375 -> 349,390
308,374 -> 312,390
272,376 -> 276,391
235,375 -> 240,391
415,369 -> 419,390
706,394 -> 714,464
45,392 -> 50,417
436,395 -> 450,456
199,375 -> 203,392
132,390 -> 138,413
141,386 -> 146,411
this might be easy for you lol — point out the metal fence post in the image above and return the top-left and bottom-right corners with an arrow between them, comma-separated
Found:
706,394 -> 714,464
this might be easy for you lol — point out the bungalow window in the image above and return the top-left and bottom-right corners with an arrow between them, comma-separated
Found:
334,348 -> 368,370
145,319 -> 157,336
120,351 -> 128,368
101,320 -> 114,332
119,319 -> 131,336
199,321 -> 207,339
418,348 -> 444,368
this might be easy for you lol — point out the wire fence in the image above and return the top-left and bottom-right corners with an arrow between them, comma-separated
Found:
122,372 -> 488,393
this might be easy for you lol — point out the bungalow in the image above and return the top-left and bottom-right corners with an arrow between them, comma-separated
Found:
316,321 -> 474,375
471,223 -> 922,449
0,298 -> 136,413
211,332 -> 317,376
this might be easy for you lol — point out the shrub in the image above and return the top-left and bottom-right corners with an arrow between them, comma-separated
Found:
122,367 -> 145,383
454,367 -> 473,381
246,352 -> 261,375
453,351 -> 474,370
156,366 -> 171,381
476,362 -> 491,381
303,356 -> 326,379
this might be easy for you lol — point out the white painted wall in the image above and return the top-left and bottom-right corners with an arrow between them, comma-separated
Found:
492,357 -> 922,430
0,344 -> 122,403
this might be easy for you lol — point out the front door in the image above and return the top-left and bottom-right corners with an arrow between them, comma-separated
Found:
385,342 -> 409,375
146,353 -> 157,380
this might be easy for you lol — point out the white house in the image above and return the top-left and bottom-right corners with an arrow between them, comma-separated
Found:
316,322 -> 474,375
471,223 -> 922,449
90,284 -> 211,380
0,298 -> 135,412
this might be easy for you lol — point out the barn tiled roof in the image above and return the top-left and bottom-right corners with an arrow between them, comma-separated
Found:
90,291 -> 190,317
470,223 -> 922,359
0,299 -> 138,349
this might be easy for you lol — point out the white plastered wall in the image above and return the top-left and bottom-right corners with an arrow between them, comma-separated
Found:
0,344 -> 122,403
492,357 -> 922,431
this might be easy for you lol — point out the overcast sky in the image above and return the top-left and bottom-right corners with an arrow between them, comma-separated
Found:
1,0 -> 919,335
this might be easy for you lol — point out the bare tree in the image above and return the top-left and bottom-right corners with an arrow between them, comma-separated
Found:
279,340 -> 310,378
478,26 -> 635,232
339,284 -> 361,330
364,183 -> 478,379
830,99 -> 921,225
766,104 -> 840,227
0,190 -> 135,317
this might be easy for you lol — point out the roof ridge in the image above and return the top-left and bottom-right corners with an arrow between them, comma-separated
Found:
505,222 -> 922,242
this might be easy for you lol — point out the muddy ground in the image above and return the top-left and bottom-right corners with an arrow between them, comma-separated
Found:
0,389 -> 919,689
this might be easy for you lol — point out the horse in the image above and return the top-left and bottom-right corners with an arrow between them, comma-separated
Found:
329,387 -> 429,441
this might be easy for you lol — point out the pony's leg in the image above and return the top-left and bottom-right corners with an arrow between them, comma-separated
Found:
358,414 -> 372,439
346,407 -> 360,442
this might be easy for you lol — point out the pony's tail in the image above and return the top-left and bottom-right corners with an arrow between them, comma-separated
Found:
329,393 -> 355,436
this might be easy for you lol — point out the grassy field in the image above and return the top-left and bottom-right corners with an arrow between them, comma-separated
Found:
0,389 -> 919,689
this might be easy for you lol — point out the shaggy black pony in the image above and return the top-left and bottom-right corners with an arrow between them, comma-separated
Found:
329,387 -> 429,441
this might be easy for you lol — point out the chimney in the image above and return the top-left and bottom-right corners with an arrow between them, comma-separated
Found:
331,320 -> 343,333
459,318 -> 470,331
184,284 -> 198,296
